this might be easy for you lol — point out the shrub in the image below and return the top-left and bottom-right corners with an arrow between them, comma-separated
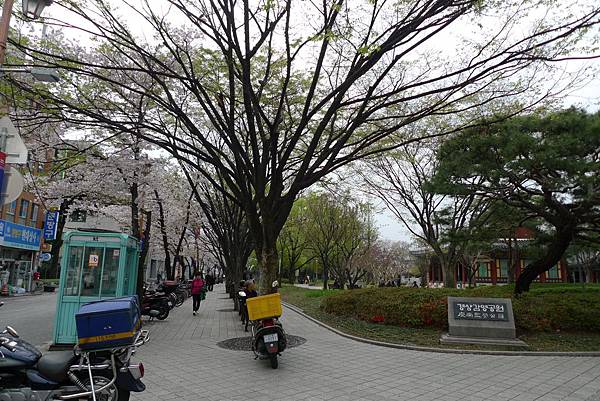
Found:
320,285 -> 600,333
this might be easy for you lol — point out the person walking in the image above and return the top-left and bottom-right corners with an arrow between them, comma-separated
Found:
191,271 -> 205,316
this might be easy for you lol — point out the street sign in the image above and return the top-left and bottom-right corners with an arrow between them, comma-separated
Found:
39,253 -> 52,262
43,211 -> 60,240
1,167 -> 24,205
0,116 -> 28,164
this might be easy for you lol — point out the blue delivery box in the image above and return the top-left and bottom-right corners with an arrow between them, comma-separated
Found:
75,296 -> 141,350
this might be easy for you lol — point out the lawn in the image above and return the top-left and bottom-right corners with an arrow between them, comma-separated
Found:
280,284 -> 600,352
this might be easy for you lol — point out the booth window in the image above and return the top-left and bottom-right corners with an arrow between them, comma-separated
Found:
101,249 -> 120,297
81,247 -> 104,297
64,247 -> 84,296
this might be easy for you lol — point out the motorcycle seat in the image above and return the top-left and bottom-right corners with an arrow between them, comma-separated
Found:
37,351 -> 77,383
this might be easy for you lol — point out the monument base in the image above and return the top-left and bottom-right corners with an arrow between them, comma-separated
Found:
440,333 -> 528,348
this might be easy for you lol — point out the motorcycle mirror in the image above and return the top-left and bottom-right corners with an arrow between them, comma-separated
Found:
5,326 -> 18,338
238,291 -> 246,297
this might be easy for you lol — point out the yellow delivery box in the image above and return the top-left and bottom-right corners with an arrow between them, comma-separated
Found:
246,293 -> 282,321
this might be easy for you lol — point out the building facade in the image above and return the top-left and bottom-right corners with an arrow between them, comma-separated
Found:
0,192 -> 44,293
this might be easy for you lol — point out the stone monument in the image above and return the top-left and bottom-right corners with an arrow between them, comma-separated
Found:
440,296 -> 527,347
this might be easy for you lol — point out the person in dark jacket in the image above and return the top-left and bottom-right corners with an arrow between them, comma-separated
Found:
191,271 -> 205,316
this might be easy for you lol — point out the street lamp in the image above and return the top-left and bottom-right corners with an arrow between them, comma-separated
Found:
22,0 -> 53,20
0,66 -> 59,82
0,0 -> 54,64
23,0 -> 53,19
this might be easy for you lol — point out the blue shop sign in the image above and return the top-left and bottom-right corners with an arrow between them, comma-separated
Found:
43,211 -> 60,240
0,219 -> 42,251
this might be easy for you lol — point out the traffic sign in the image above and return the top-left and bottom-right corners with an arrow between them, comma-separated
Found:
39,253 -> 52,262
1,167 -> 24,205
0,116 -> 28,164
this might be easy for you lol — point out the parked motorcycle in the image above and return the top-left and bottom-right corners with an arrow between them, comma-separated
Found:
0,304 -> 148,401
242,281 -> 287,369
141,289 -> 170,320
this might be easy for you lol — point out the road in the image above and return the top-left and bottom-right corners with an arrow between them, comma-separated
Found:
0,292 -> 57,348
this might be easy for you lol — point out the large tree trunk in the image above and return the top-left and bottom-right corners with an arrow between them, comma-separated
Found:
136,210 -> 151,295
258,242 -> 279,295
515,224 -> 575,294
154,189 -> 172,280
584,265 -> 593,284
322,262 -> 329,290
440,257 -> 456,289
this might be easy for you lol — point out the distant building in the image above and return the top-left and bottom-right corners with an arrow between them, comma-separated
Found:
425,227 -> 569,287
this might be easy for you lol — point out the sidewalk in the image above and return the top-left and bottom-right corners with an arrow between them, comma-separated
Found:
133,284 -> 600,401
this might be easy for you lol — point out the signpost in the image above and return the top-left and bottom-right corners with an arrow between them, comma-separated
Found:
440,296 -> 527,347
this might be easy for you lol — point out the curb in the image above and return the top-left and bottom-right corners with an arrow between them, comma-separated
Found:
282,302 -> 600,357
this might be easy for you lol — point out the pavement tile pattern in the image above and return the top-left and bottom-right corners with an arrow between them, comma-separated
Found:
132,285 -> 600,401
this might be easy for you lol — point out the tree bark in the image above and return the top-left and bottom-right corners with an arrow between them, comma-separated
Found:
154,189 -> 172,280
515,224 -> 575,294
137,210 -> 151,295
258,242 -> 279,295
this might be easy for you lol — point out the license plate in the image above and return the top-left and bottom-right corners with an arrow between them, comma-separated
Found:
263,333 -> 278,342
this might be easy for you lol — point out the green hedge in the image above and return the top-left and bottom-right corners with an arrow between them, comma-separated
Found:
320,284 -> 600,333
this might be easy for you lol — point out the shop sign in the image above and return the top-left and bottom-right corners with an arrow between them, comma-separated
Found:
43,211 -> 60,240
0,219 -> 42,251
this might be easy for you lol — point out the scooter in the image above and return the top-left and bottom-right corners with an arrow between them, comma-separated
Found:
0,303 -> 148,400
250,315 -> 287,369
242,281 -> 287,369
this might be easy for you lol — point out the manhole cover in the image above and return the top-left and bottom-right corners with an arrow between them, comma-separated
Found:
217,335 -> 307,351
216,308 -> 236,312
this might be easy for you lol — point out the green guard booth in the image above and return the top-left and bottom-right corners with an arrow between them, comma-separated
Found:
53,230 -> 140,345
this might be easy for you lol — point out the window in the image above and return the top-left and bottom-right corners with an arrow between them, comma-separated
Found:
80,247 -> 104,297
498,260 -> 509,278
7,201 -> 16,215
547,264 -> 560,279
64,246 -> 84,296
30,204 -> 39,222
19,200 -> 29,218
70,209 -> 87,223
101,248 -> 120,297
477,262 -> 490,277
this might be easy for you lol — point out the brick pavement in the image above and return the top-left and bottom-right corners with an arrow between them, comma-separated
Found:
132,285 -> 600,401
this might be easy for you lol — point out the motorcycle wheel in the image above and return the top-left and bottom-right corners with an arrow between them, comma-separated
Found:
157,307 -> 170,320
83,374 -> 130,401
175,292 -> 184,307
269,355 -> 278,369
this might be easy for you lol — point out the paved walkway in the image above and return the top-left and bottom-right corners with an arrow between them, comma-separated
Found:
133,285 -> 600,401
